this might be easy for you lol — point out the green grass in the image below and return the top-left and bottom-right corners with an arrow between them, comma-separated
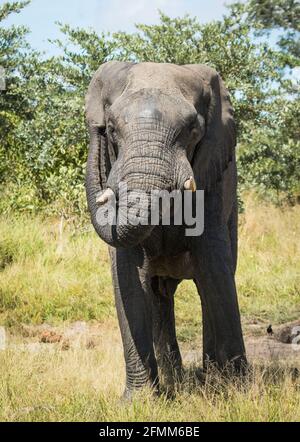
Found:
237,195 -> 300,323
0,216 -> 115,328
0,195 -> 300,421
1,195 -> 299,332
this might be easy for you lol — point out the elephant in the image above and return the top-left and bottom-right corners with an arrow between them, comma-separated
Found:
85,61 -> 247,397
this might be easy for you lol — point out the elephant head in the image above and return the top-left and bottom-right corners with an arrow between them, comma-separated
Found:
85,61 -> 236,247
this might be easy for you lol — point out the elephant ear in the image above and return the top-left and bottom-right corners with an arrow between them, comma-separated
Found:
85,61 -> 133,188
186,65 -> 236,192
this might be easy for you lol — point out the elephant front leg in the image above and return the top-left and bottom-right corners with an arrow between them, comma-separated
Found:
193,227 -> 247,372
151,277 -> 182,392
110,247 -> 158,398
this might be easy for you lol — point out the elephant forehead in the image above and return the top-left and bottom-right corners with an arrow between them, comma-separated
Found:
124,93 -> 164,120
129,63 -> 179,89
129,62 -> 194,85
110,89 -> 196,126
128,63 -> 207,103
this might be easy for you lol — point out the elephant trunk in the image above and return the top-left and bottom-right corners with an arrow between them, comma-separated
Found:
86,121 -> 194,248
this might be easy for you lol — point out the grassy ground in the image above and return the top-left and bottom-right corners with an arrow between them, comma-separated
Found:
1,337 -> 299,422
0,194 -> 299,421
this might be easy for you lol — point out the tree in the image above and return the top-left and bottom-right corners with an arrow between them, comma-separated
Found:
248,0 -> 299,30
1,0 -> 298,213
247,0 -> 299,62
234,0 -> 300,202
0,1 -> 33,183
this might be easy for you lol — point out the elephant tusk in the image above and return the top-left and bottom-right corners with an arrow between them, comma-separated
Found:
184,176 -> 196,192
96,188 -> 115,205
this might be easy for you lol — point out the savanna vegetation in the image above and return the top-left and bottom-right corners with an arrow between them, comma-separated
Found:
0,0 -> 299,422
1,0 -> 299,214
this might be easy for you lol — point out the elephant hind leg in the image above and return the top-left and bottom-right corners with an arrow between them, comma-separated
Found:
151,276 -> 182,391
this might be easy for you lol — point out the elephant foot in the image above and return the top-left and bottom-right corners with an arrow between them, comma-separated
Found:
203,354 -> 248,379
120,388 -> 134,404
223,356 -> 248,379
161,365 -> 183,384
158,363 -> 184,400
120,381 -> 160,403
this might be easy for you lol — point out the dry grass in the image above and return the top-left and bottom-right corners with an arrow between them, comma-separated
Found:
0,194 -> 299,421
0,328 -> 299,422
237,194 -> 300,322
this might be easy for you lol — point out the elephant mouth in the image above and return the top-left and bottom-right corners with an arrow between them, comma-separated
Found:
96,176 -> 196,207
86,117 -> 197,248
94,176 -> 197,239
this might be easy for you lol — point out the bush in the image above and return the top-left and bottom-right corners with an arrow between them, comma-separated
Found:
0,1 -> 299,214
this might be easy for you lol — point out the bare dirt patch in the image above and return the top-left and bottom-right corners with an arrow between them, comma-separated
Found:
245,320 -> 300,363
2,319 -> 299,366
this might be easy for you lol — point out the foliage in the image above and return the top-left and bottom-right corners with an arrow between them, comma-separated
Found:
247,0 -> 300,59
0,1 -> 33,182
0,0 -> 299,214
232,0 -> 300,202
238,98 -> 300,201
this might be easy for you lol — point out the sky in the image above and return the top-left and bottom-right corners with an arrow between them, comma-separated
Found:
3,0 -> 232,54
3,0 -> 299,82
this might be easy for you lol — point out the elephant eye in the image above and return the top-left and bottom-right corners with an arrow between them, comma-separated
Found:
190,115 -> 205,140
190,127 -> 199,138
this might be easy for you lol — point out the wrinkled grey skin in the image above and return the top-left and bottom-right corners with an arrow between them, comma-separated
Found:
85,61 -> 247,397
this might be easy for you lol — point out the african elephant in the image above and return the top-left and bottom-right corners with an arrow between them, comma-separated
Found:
85,61 -> 247,397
